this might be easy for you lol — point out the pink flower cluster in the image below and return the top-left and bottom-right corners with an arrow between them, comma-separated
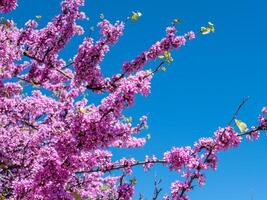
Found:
0,0 -> 17,13
164,147 -> 196,172
0,20 -> 25,79
143,155 -> 157,172
17,0 -> 85,88
161,126 -> 247,199
117,183 -> 135,200
259,107 -> 267,130
214,126 -> 241,150
73,19 -> 124,87
98,19 -> 125,45
122,26 -> 188,74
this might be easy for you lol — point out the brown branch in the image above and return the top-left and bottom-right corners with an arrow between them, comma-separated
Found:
50,64 -> 73,79
239,126 -> 263,137
87,61 -> 165,91
179,97 -> 251,197
23,51 -> 73,79
78,97 -> 253,180
23,49 -> 165,93
77,160 -> 166,174
144,61 -> 165,79
23,51 -> 42,63
4,111 -> 39,131
179,123 -> 263,198
21,119 -> 38,130
17,76 -> 41,87
61,61 -> 74,70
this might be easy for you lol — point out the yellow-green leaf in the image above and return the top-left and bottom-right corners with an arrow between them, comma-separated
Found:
100,185 -> 110,191
0,66 -> 4,73
235,119 -> 248,133
164,51 -> 170,58
0,163 -> 6,169
35,15 -> 42,19
161,66 -> 167,72
200,27 -> 211,35
79,107 -> 87,114
130,11 -> 142,22
158,55 -> 164,59
130,176 -> 137,185
208,22 -> 215,32
126,116 -> 133,123
71,192 -> 81,200
173,18 -> 181,24
0,17 -> 8,26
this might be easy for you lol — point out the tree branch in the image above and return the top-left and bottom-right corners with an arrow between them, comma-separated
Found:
77,160 -> 166,174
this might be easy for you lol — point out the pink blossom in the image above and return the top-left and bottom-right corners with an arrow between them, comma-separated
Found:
117,183 -> 134,200
214,126 -> 241,150
164,147 -> 195,172
185,31 -> 196,40
0,0 -> 17,13
143,155 -> 157,172
262,106 -> 267,113
122,26 -> 190,74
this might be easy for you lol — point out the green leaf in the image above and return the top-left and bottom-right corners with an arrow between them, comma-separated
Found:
208,22 -> 215,32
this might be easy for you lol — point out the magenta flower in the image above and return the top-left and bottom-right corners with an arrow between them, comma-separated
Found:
0,0 -> 17,13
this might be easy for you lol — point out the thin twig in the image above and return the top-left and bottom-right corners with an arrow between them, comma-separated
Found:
228,96 -> 250,125
152,177 -> 162,200
61,61 -> 74,70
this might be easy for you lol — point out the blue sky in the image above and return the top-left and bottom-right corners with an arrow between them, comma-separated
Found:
3,0 -> 267,199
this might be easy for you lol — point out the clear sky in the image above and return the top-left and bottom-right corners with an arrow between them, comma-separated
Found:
4,0 -> 267,199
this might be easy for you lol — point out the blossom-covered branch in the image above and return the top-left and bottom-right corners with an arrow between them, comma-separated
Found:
1,0 -> 264,200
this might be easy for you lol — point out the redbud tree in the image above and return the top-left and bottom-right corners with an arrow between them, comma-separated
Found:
0,1 -> 266,199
